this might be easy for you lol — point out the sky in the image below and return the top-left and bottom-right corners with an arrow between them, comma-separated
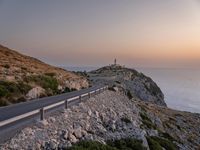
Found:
0,0 -> 200,68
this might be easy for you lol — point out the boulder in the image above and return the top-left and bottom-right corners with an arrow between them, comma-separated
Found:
26,86 -> 45,100
68,133 -> 78,143
74,127 -> 82,139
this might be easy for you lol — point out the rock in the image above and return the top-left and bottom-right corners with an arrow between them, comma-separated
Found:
81,130 -> 88,137
61,142 -> 72,149
26,86 -> 46,100
146,129 -> 158,137
85,134 -> 94,141
111,124 -> 116,131
94,111 -> 99,118
23,127 -> 34,136
58,85 -> 63,91
68,133 -> 78,143
74,127 -> 82,139
49,141 -> 57,150
113,87 -> 119,92
73,122 -> 81,129
63,130 -> 69,140
37,120 -> 48,127
48,117 -> 56,123
88,109 -> 92,116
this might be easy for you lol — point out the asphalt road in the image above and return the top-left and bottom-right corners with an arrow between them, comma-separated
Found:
0,85 -> 105,143
0,85 -> 103,121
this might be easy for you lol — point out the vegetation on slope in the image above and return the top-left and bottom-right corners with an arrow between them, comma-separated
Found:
0,81 -> 31,106
67,138 -> 146,150
147,136 -> 176,150
0,45 -> 89,106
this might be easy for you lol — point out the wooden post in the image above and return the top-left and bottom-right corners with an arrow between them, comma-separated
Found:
65,100 -> 68,109
40,108 -> 44,121
79,96 -> 82,102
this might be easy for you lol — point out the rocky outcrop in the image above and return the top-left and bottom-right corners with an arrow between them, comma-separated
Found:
1,90 -> 200,149
26,86 -> 46,100
1,91 -> 148,149
136,100 -> 200,150
89,65 -> 166,106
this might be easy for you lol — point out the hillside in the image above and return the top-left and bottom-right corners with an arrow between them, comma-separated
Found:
0,45 -> 89,106
2,91 -> 200,149
89,64 -> 166,106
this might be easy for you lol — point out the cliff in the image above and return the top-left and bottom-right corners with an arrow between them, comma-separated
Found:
89,64 -> 166,106
0,45 -> 89,106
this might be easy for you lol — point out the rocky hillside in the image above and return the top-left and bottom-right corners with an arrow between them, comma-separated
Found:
1,90 -> 200,149
89,64 -> 166,106
0,45 -> 89,106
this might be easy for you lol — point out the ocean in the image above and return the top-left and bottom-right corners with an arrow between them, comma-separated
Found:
65,66 -> 200,114
138,68 -> 200,114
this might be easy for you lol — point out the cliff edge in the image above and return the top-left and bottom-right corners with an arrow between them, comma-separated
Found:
89,64 -> 166,106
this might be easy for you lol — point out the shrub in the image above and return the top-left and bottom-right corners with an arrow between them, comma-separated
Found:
0,99 -> 9,107
115,81 -> 121,84
64,87 -> 77,93
108,87 -> 115,91
66,141 -> 117,150
140,112 -> 156,129
0,81 -> 31,97
107,138 -> 146,150
121,117 -> 132,124
3,64 -> 10,69
149,136 -> 176,150
25,75 -> 58,94
147,137 -> 163,150
0,85 -> 8,97
67,138 -> 146,150
0,81 -> 31,106
159,132 -> 176,142
45,72 -> 56,77
21,67 -> 27,70
127,90 -> 133,99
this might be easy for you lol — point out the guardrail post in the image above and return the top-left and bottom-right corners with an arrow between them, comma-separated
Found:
40,108 -> 44,121
65,100 -> 68,109
79,95 -> 82,102
88,92 -> 91,98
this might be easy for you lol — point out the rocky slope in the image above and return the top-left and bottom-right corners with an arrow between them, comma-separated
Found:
89,64 -> 166,106
0,45 -> 89,106
1,90 -> 200,150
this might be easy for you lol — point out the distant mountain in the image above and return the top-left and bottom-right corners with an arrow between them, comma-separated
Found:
0,45 -> 89,106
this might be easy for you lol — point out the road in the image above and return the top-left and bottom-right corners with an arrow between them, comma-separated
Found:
0,85 -> 105,143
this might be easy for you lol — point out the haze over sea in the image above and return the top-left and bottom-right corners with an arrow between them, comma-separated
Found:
66,66 -> 200,114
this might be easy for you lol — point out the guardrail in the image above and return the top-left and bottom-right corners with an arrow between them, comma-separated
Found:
0,85 -> 108,128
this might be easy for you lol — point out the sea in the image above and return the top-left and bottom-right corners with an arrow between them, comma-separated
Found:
65,66 -> 200,114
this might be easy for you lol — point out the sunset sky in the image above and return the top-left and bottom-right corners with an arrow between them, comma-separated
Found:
0,0 -> 200,68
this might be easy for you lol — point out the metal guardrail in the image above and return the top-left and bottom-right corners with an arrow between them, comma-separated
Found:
0,85 -> 108,128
